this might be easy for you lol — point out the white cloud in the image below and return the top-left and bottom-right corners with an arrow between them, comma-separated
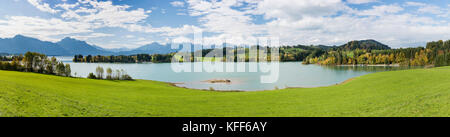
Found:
172,36 -> 191,43
125,35 -> 135,38
182,0 -> 450,47
170,1 -> 185,7
55,2 -> 79,10
9,0 -> 151,38
74,7 -> 98,13
405,2 -> 423,6
347,0 -> 378,4
27,0 -> 60,13
69,0 -> 149,29
357,4 -> 403,16
146,25 -> 201,36
409,2 -> 442,14
71,33 -> 115,40
6,0 -> 450,49
186,0 -> 266,42
1,0 -> 153,46
255,0 -> 347,21
0,16 -> 92,42
418,5 -> 442,15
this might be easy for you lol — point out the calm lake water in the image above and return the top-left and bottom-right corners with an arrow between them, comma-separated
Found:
56,56 -> 418,91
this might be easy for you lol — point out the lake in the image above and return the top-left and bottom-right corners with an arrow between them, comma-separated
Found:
56,56 -> 418,91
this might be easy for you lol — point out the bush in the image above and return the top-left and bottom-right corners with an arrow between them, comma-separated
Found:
121,74 -> 133,80
87,73 -> 97,79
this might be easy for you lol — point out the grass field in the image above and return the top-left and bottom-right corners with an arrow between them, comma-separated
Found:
0,66 -> 449,117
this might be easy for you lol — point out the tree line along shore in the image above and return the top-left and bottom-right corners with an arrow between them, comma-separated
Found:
69,39 -> 450,67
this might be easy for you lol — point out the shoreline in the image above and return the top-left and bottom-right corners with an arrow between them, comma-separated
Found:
168,77 -> 360,92
168,82 -> 245,92
336,64 -> 400,67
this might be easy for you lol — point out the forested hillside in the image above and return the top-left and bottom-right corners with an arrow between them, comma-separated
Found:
303,40 -> 450,66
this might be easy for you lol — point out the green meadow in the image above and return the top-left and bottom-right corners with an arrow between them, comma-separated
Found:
0,66 -> 449,117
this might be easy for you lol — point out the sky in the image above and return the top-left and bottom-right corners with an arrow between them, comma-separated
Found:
0,0 -> 449,49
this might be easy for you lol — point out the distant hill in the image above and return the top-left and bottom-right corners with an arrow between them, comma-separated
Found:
339,40 -> 390,50
315,45 -> 337,50
57,37 -> 113,56
0,35 -> 70,55
105,47 -> 132,52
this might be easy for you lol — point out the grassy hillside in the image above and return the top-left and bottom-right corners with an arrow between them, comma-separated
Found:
0,67 -> 449,117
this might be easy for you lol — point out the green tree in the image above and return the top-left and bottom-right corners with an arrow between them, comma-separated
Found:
56,62 -> 66,76
95,66 -> 104,79
106,67 -> 113,80
65,64 -> 71,77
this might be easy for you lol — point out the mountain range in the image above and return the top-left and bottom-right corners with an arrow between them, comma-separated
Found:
0,35 -> 70,55
0,35 -> 391,56
0,35 -> 181,56
57,37 -> 113,55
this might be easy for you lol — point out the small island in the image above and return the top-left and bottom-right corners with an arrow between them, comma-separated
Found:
203,79 -> 232,84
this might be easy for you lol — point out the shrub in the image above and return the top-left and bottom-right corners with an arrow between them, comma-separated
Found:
121,74 -> 133,80
87,73 -> 97,79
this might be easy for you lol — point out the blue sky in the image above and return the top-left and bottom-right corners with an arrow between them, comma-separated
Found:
0,0 -> 449,49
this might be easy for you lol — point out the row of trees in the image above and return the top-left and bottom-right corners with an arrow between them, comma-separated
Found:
87,66 -> 133,80
73,54 -> 173,63
303,40 -> 450,66
0,52 -> 71,76
72,46 -> 322,63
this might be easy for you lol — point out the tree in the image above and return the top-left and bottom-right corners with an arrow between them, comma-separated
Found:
122,74 -> 133,80
106,67 -> 113,80
95,66 -> 104,79
65,64 -> 71,77
115,69 -> 121,80
120,69 -> 126,80
10,59 -> 21,71
45,59 -> 54,74
56,62 -> 66,76
23,52 -> 34,72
